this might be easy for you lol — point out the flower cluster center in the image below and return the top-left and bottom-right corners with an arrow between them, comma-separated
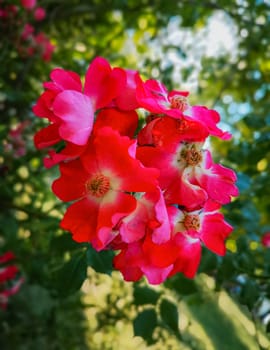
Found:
184,214 -> 200,231
169,95 -> 188,112
86,173 -> 110,197
179,144 -> 202,166
186,148 -> 202,166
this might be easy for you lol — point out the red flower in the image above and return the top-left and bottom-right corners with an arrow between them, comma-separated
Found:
136,78 -> 231,140
138,115 -> 209,147
114,200 -> 232,284
33,57 -> 125,146
4,121 -> 30,158
0,251 -> 24,310
34,7 -> 46,21
136,78 -> 190,117
20,0 -> 36,10
119,188 -> 170,244
21,23 -> 34,40
33,56 -> 239,284
52,127 -> 159,250
261,232 -> 270,248
137,141 -> 238,209
33,57 -> 139,168
169,200 -> 233,257
34,33 -> 55,61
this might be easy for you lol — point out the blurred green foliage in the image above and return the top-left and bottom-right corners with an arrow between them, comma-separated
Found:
1,0 -> 270,349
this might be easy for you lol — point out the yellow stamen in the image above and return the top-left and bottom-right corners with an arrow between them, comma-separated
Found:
85,173 -> 110,197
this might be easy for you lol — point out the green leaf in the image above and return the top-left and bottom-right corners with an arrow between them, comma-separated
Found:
199,249 -> 218,273
86,245 -> 114,275
217,253 -> 238,282
164,274 -> 198,296
159,298 -> 179,334
240,280 -> 260,310
50,233 -> 81,254
133,285 -> 161,305
133,308 -> 157,344
52,250 -> 87,296
13,284 -> 55,318
0,213 -> 18,242
186,293 -> 262,350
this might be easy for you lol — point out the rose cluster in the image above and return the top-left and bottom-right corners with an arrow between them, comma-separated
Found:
0,251 -> 23,309
3,120 -> 30,158
33,57 -> 238,284
0,0 -> 54,62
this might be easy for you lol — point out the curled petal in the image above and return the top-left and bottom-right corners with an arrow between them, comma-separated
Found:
171,233 -> 202,278
45,68 -> 82,92
142,265 -> 173,285
60,198 -> 99,243
84,57 -> 126,109
113,245 -> 143,282
53,90 -> 94,145
32,90 -> 58,121
95,192 -> 137,250
52,159 -> 93,202
196,150 -> 239,204
94,108 -> 138,138
190,106 -> 232,140
43,142 -> 86,169
34,123 -> 61,149
91,127 -> 159,193
200,213 -> 233,255
115,70 -> 140,110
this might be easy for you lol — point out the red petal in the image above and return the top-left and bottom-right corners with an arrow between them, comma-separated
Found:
200,213 -> 233,255
144,189 -> 171,244
94,108 -> 138,138
136,78 -> 169,114
52,159 -> 93,202
165,169 -> 208,209
0,251 -> 15,264
48,68 -> 82,91
34,123 -> 60,149
43,142 -> 86,168
141,265 -> 173,285
113,248 -> 143,282
96,192 -> 137,249
91,127 -> 159,193
60,198 -> 99,243
196,151 -> 239,204
32,90 -> 58,121
171,233 -> 202,278
190,106 -> 232,140
142,235 -> 179,268
0,265 -> 18,283
115,70 -> 140,110
119,200 -> 149,243
84,57 -> 126,109
53,90 -> 94,145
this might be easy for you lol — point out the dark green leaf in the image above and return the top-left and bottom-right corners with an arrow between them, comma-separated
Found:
240,280 -> 260,310
164,274 -> 198,296
50,233 -> 81,254
86,245 -> 114,275
133,285 -> 161,305
133,308 -> 157,344
52,250 -> 87,296
199,249 -> 218,273
159,298 -> 179,334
